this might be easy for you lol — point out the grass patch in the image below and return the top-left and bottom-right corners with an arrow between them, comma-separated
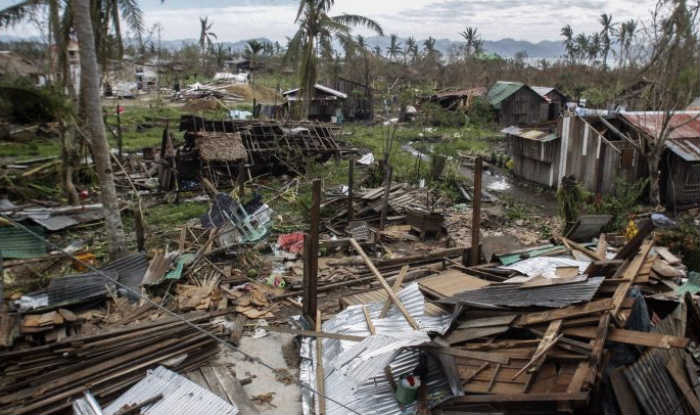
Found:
145,201 -> 209,227
0,139 -> 61,161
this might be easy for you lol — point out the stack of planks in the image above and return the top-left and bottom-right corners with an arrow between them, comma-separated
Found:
0,311 -> 230,415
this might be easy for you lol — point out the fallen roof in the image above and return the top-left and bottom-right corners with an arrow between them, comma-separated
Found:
282,84 -> 348,100
501,125 -> 559,142
531,86 -> 555,101
437,276 -> 604,308
434,87 -> 487,99
487,81 -> 527,108
103,366 -> 239,415
195,132 -> 248,162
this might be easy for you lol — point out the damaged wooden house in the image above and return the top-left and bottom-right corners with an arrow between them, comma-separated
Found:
487,81 -> 550,126
159,115 -> 345,190
426,86 -> 487,111
282,84 -> 348,122
505,110 -> 700,210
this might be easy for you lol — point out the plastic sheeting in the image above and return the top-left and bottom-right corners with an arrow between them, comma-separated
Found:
501,256 -> 590,282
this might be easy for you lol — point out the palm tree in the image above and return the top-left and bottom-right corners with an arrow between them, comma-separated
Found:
618,19 -> 637,67
286,0 -> 383,118
459,26 -> 480,57
574,33 -> 589,64
245,39 -> 264,111
423,36 -> 437,56
387,34 -> 402,61
373,45 -> 382,56
588,33 -> 601,65
73,0 -> 127,259
199,16 -> 217,57
599,13 -> 616,70
405,36 -> 418,63
561,24 -> 574,63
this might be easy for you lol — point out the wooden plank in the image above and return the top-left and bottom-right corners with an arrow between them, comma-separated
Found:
596,234 -> 608,259
652,259 -> 684,278
610,241 -> 653,323
456,314 -> 517,329
213,367 -> 259,414
362,306 -> 375,335
461,363 -> 489,385
266,326 -> 365,342
471,157 -> 483,265
378,265 -> 408,318
564,327 -> 689,349
610,367 -> 641,415
656,247 -> 682,265
589,313 -> 610,367
200,366 -> 229,402
512,333 -> 563,380
436,347 -> 510,364
185,370 -> 208,389
562,237 -> 604,261
315,309 -> 326,415
516,299 -> 613,326
667,357 -> 700,413
349,238 -> 419,329
486,363 -> 501,392
446,326 -> 509,345
448,392 -> 589,403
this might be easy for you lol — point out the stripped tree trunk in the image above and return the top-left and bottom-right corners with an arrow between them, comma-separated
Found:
73,0 -> 128,259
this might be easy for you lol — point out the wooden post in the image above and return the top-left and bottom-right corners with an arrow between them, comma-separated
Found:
470,157 -> 483,266
380,165 -> 393,230
237,164 -> 246,197
116,101 -> 123,159
0,252 -> 4,309
347,159 -> 354,223
303,179 -> 321,322
349,239 -> 419,329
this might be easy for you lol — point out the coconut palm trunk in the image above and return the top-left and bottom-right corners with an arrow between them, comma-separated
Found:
73,0 -> 128,259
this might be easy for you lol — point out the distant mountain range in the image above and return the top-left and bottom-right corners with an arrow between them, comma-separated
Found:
1,34 -> 566,59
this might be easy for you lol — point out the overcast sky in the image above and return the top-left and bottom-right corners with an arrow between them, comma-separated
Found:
0,0 -> 658,43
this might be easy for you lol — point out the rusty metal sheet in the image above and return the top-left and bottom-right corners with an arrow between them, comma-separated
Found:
502,126 -> 559,142
620,112 -> 700,140
438,276 -> 604,308
666,137 -> 700,162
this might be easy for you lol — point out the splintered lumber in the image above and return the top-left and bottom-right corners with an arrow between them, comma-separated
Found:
610,241 -> 653,322
315,309 -> 326,415
596,234 -> 608,259
520,320 -> 562,379
447,392 -> 589,403
516,299 -> 613,326
655,247 -> 682,265
666,357 -> 700,414
349,239 -> 419,329
379,265 -> 409,318
0,313 -> 224,415
512,333 -> 563,380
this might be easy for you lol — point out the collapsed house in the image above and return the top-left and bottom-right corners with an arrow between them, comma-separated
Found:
282,84 -> 348,122
160,115 -> 344,190
505,110 -> 700,209
426,87 -> 487,111
487,81 -> 550,126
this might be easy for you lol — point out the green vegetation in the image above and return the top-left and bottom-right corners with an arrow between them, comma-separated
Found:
144,201 -> 210,227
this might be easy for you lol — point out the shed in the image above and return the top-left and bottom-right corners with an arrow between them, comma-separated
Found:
532,86 -> 569,120
503,126 -> 560,187
330,77 -> 375,121
487,81 -> 549,126
282,84 -> 348,122
618,112 -> 700,209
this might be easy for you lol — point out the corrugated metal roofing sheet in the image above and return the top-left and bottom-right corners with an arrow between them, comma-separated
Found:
501,126 -> 559,142
101,253 -> 148,295
487,81 -> 524,108
438,276 -> 604,308
531,86 -> 555,101
0,225 -> 47,259
283,84 -> 348,99
301,283 -> 457,415
620,112 -> 700,140
435,87 -> 487,99
666,137 -> 700,162
48,271 -> 117,306
103,366 -> 239,415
